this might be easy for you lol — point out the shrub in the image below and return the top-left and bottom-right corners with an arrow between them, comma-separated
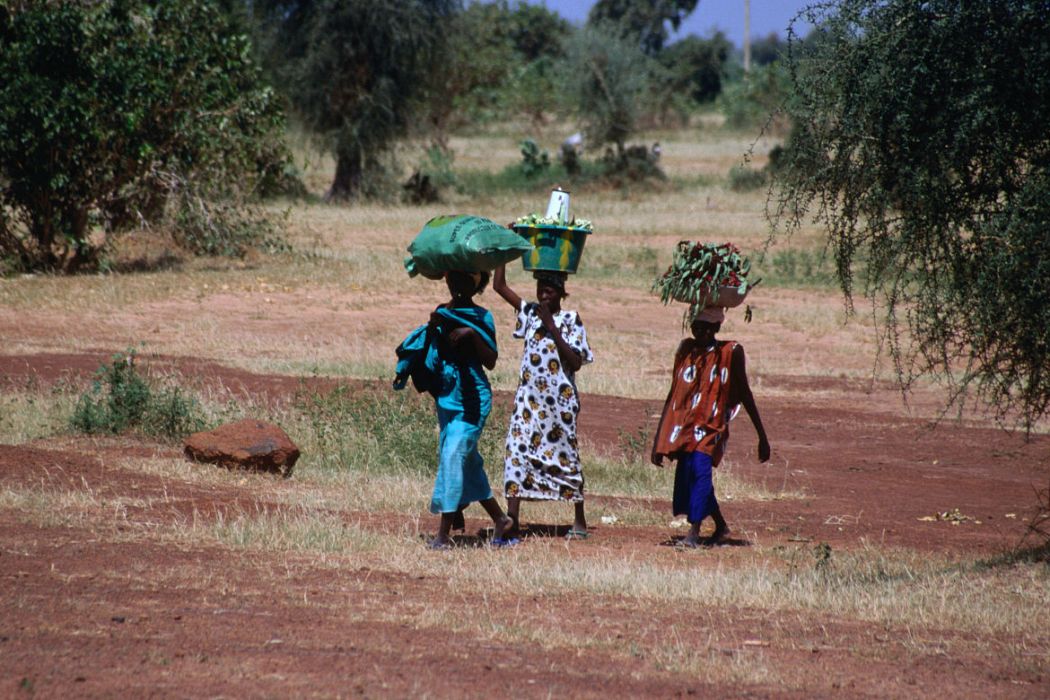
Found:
172,193 -> 289,258
599,143 -> 666,183
519,139 -> 551,178
560,26 -> 656,156
657,32 -> 732,105
0,0 -> 292,272
71,350 -> 206,439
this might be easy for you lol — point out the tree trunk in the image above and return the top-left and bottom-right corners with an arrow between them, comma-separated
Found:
326,147 -> 363,202
29,214 -> 59,270
61,208 -> 95,273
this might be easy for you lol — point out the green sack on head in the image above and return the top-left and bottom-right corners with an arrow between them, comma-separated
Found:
405,215 -> 533,279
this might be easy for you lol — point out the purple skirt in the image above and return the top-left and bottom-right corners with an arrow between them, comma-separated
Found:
673,451 -> 719,524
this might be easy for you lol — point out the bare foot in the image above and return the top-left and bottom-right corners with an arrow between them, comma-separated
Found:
505,513 -> 522,539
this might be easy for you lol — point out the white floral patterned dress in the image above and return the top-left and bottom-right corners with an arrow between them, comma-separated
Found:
503,301 -> 593,501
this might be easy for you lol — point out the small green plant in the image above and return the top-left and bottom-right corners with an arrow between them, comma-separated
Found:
421,145 -> 458,192
72,353 -> 151,434
402,145 -> 458,205
144,386 -> 207,439
71,350 -> 205,439
599,143 -> 666,183
520,139 -> 551,178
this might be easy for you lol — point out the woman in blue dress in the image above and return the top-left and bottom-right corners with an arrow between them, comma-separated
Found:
395,270 -> 516,549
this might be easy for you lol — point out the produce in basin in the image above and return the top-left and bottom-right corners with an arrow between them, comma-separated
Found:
511,214 -> 593,274
652,241 -> 760,325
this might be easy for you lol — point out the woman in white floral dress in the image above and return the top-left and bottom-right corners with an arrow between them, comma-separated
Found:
493,264 -> 594,539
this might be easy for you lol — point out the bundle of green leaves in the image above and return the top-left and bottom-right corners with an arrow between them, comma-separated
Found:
652,241 -> 759,322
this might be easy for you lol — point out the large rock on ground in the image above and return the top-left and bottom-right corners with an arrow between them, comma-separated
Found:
184,419 -> 300,477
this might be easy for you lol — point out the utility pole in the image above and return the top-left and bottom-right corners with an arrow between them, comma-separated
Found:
743,0 -> 751,74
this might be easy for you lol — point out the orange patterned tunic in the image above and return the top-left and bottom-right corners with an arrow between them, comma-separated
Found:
653,339 -> 740,467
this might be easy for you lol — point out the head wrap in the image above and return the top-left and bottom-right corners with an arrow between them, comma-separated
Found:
533,270 -> 567,294
692,305 -> 726,324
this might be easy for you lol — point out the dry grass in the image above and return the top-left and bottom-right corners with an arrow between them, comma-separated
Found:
0,391 -> 76,444
0,484 -> 102,528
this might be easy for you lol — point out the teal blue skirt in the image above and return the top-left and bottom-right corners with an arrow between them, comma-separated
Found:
430,404 -> 493,513
427,322 -> 495,515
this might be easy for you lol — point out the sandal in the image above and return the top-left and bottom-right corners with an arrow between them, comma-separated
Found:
489,537 -> 520,549
564,529 -> 589,540
427,539 -> 451,551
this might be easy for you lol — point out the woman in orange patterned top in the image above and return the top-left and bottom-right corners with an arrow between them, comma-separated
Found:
651,306 -> 770,547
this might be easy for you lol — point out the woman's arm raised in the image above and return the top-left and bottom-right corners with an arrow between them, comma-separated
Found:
492,263 -> 523,310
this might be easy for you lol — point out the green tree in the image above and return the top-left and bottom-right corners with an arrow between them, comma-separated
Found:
0,0 -> 288,272
720,61 -> 790,131
772,0 -> 1050,430
658,31 -> 731,104
259,0 -> 456,201
424,1 -> 570,135
749,32 -> 787,67
588,0 -> 698,56
562,26 -> 657,157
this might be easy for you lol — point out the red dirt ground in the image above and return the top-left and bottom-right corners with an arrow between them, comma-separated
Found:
1,352 -> 1048,697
